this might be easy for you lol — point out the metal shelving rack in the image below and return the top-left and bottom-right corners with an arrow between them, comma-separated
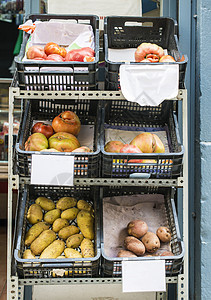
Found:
7,86 -> 188,299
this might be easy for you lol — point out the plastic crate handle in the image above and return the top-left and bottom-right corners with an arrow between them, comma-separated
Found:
104,16 -> 179,37
15,187 -> 28,251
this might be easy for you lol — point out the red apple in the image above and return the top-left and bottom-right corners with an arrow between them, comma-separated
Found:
130,132 -> 156,153
25,133 -> 48,151
72,146 -> 92,153
52,111 -> 81,136
48,132 -> 80,152
120,144 -> 142,153
138,159 -> 157,163
31,122 -> 54,139
120,144 -> 143,163
104,141 -> 124,153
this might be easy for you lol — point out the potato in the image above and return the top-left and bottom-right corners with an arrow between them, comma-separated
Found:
56,197 -> 77,210
52,218 -> 69,232
44,208 -> 61,224
81,238 -> 94,258
64,248 -> 82,258
160,251 -> 174,256
27,204 -> 43,225
61,207 -> 79,220
127,220 -> 148,238
117,250 -> 137,258
77,210 -> 94,240
58,225 -> 80,240
35,197 -> 55,211
57,255 -> 66,259
156,226 -> 171,243
124,236 -> 145,256
40,240 -> 65,259
25,222 -> 50,246
66,234 -> 84,248
30,229 -> 57,255
77,200 -> 93,213
142,232 -> 160,253
23,249 -> 35,259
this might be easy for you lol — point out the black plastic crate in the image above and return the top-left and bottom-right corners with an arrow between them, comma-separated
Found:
15,98 -> 101,177
14,185 -> 101,278
15,14 -> 99,91
104,16 -> 188,90
101,186 -> 184,277
101,100 -> 184,178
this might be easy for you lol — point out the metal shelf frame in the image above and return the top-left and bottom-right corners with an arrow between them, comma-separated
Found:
7,88 -> 188,300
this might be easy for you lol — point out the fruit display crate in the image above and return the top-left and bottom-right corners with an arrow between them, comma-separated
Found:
104,16 -> 188,90
101,186 -> 184,277
15,14 -> 99,91
100,100 -> 184,178
14,185 -> 101,279
15,98 -> 101,177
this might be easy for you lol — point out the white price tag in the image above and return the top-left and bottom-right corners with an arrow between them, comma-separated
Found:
122,260 -> 166,293
31,154 -> 74,186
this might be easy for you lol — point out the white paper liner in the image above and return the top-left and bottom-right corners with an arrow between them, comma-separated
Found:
103,194 -> 171,258
22,19 -> 94,55
21,19 -> 95,75
105,128 -> 170,153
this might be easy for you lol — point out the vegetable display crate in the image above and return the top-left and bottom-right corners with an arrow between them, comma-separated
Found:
14,185 -> 101,279
15,14 -> 99,91
104,16 -> 188,90
15,98 -> 101,177
101,100 -> 184,178
101,186 -> 184,277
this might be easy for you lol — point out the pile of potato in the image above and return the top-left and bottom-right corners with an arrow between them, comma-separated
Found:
23,196 -> 95,260
117,220 -> 174,258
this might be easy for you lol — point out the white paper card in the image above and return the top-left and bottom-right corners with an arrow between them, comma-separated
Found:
122,260 -> 166,293
120,64 -> 179,106
31,155 -> 74,186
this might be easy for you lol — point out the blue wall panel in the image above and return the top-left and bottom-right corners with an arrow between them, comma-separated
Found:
195,0 -> 211,298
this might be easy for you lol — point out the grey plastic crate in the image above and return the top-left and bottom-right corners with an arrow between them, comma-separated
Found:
15,14 -> 99,91
101,186 -> 184,277
101,100 -> 184,178
15,98 -> 101,178
104,16 -> 188,90
14,185 -> 101,278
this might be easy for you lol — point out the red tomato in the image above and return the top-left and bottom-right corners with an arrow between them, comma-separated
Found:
27,46 -> 47,59
57,47 -> 67,58
65,47 -> 95,62
159,55 -> 176,62
46,54 -> 64,62
44,42 -> 67,58
31,122 -> 54,139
